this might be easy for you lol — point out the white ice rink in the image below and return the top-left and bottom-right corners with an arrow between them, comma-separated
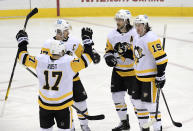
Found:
0,17 -> 193,131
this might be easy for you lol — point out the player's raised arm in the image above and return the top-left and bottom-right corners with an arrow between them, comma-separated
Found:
74,28 -> 101,64
16,30 -> 37,69
71,27 -> 94,72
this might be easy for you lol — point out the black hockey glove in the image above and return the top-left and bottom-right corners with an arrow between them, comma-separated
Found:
82,27 -> 95,61
92,48 -> 101,64
105,55 -> 117,67
16,30 -> 28,47
114,42 -> 128,55
81,27 -> 94,46
155,74 -> 165,88
122,49 -> 134,60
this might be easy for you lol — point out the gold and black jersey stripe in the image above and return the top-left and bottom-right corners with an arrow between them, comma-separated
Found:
38,96 -> 73,110
155,53 -> 167,65
114,68 -> 135,77
136,74 -> 156,82
150,112 -> 161,121
136,108 -> 149,120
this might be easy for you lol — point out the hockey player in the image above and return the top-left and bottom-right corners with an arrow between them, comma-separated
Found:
41,19 -> 100,131
16,27 -> 95,131
104,9 -> 138,131
132,15 -> 168,131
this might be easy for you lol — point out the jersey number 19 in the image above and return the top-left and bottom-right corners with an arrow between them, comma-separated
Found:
152,43 -> 162,52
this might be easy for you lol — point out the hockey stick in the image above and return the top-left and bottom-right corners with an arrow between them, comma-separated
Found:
160,24 -> 182,127
160,25 -> 182,127
22,65 -> 105,120
72,105 -> 105,120
161,90 -> 182,127
0,8 -> 38,117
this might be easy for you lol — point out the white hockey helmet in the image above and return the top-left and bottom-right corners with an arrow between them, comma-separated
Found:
115,9 -> 132,21
54,19 -> 71,33
50,40 -> 65,56
134,15 -> 149,25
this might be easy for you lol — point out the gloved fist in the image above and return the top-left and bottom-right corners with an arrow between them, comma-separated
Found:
105,55 -> 117,67
155,74 -> 166,88
122,49 -> 134,60
81,27 -> 93,40
92,49 -> 101,64
16,30 -> 28,47
114,42 -> 128,55
81,27 -> 94,45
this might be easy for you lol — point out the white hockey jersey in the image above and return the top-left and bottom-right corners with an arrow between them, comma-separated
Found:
105,28 -> 138,77
133,31 -> 168,82
41,36 -> 84,81
18,49 -> 92,110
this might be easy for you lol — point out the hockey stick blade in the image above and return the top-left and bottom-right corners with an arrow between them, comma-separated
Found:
173,121 -> 182,127
27,8 -> 38,18
23,8 -> 38,31
142,118 -> 182,128
71,105 -> 105,120
160,90 -> 182,128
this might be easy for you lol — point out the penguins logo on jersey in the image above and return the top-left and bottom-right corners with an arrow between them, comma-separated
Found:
134,46 -> 145,63
115,42 -> 131,55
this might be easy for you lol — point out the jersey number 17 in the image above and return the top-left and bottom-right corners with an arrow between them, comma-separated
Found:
43,71 -> 62,91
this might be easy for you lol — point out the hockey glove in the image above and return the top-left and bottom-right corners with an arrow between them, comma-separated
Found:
155,74 -> 165,88
105,55 -> 117,67
92,48 -> 101,64
114,42 -> 128,55
16,30 -> 28,47
81,27 -> 94,46
122,49 -> 134,60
